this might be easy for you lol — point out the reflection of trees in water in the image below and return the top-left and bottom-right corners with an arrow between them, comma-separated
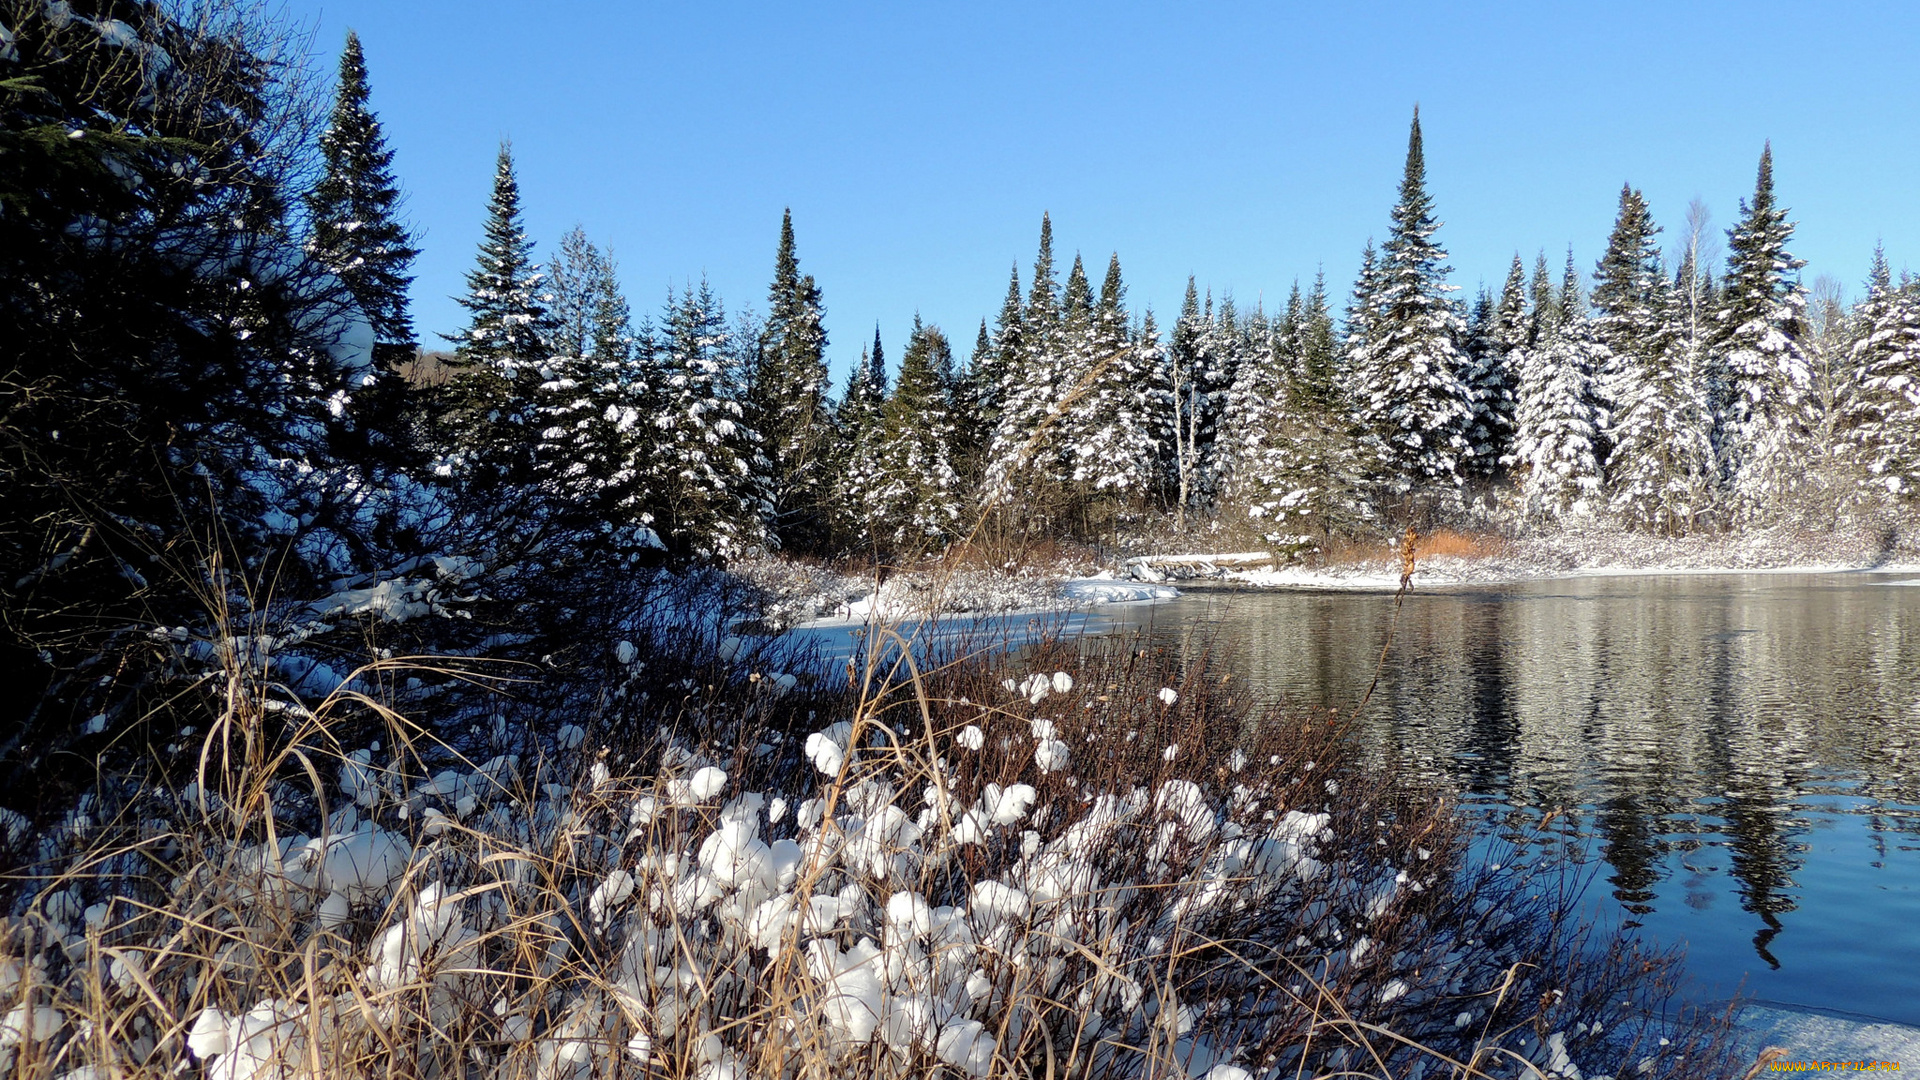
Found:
1135,576 -> 1920,959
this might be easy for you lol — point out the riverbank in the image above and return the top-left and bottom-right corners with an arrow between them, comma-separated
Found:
1179,524 -> 1920,591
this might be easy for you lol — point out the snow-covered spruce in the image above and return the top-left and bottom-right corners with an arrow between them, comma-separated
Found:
0,647 -> 1733,1080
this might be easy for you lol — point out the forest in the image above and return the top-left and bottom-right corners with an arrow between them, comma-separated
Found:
0,4 -> 1909,1078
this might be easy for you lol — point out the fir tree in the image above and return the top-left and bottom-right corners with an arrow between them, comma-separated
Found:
648,281 -> 764,557
983,216 -> 1068,521
1606,255 -> 1717,534
1345,109 -> 1474,501
1055,254 -> 1158,529
442,142 -> 552,485
1592,185 -> 1665,364
870,317 -> 964,549
835,330 -> 890,544
1507,253 -> 1609,522
1843,249 -> 1920,500
749,210 -> 834,551
306,30 -> 418,351
1714,144 -> 1811,522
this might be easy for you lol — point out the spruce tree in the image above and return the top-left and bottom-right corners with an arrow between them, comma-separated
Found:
1592,185 -> 1665,364
1714,144 -> 1811,521
532,228 -> 609,504
306,31 -> 419,352
871,318 -> 964,549
1346,109 -> 1474,501
1843,249 -> 1920,500
1060,255 -> 1159,522
1606,255 -> 1717,535
442,143 -> 552,486
1164,278 -> 1208,526
305,31 -> 422,468
948,320 -> 996,490
648,281 -> 764,557
749,210 -> 834,551
983,216 -> 1067,520
835,330 -> 890,543
1459,284 -> 1514,479
1507,253 -> 1609,522
1529,252 -> 1559,345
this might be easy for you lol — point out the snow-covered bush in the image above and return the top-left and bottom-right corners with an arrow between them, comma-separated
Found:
0,629 -> 1736,1080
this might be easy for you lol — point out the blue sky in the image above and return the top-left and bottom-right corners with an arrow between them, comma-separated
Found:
301,1 -> 1920,377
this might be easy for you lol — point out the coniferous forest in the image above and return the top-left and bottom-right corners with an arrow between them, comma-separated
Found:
8,7 -> 1920,761
7,7 -> 1920,1080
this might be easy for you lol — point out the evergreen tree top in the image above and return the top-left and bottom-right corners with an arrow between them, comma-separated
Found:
1559,247 -> 1584,321
1026,213 -> 1059,331
1099,253 -> 1126,315
771,208 -> 799,299
1865,242 -> 1892,296
1063,253 -> 1093,325
450,141 -> 547,364
308,28 -> 418,345
1383,108 -> 1445,271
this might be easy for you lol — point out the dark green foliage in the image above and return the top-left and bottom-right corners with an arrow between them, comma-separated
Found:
439,143 -> 553,489
307,31 -> 418,349
0,0 -> 382,782
748,210 -> 834,553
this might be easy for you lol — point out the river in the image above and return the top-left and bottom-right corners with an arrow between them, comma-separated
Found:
1103,572 -> 1920,1026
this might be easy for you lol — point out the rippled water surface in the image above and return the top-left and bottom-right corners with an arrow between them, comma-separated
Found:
1104,573 -> 1920,1024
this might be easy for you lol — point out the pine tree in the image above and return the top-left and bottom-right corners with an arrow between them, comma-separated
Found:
1714,144 -> 1812,522
748,210 -> 834,551
306,31 -> 418,351
442,143 -> 552,486
1346,109 -> 1474,501
870,317 -> 964,549
1843,249 -> 1920,500
1507,253 -> 1609,522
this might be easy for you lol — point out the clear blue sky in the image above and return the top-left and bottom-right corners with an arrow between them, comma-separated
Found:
299,1 -> 1919,378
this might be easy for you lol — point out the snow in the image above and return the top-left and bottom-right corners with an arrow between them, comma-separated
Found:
1060,577 -> 1181,604
1732,1002 -> 1920,1065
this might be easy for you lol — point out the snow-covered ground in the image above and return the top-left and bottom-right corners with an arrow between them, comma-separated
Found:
1202,525 -> 1920,591
1731,1002 -> 1920,1067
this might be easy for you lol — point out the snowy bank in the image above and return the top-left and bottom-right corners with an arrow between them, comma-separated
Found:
1126,525 -> 1920,591
1733,1002 -> 1920,1065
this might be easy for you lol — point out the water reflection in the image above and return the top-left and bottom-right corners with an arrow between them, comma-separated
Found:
1108,574 -> 1920,1022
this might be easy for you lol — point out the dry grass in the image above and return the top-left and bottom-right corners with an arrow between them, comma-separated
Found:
0,575 -> 1742,1080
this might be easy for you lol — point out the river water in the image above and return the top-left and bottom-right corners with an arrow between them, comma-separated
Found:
1104,572 -> 1920,1026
